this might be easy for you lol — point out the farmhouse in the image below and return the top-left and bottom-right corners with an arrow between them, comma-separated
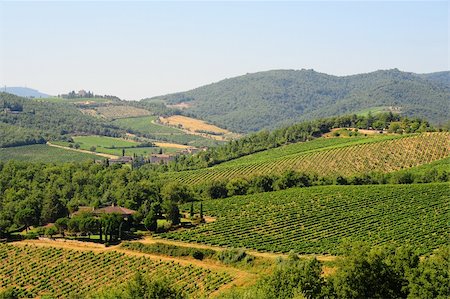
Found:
149,154 -> 175,164
71,206 -> 94,217
109,156 -> 133,164
93,205 -> 137,219
71,205 -> 137,219
179,147 -> 207,155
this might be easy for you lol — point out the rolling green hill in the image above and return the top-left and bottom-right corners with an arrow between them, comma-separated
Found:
0,145 -> 98,163
0,92 -> 124,147
161,183 -> 450,254
163,132 -> 449,185
112,116 -> 219,147
147,69 -> 449,132
0,244 -> 232,298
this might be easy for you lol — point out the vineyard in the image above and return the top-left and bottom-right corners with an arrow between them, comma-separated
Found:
0,144 -> 98,163
161,183 -> 450,254
93,105 -> 151,119
0,244 -> 233,298
53,135 -> 164,157
164,132 -> 450,185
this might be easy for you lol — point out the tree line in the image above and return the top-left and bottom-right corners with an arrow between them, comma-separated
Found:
145,112 -> 437,172
0,161 -> 196,239
1,156 -> 447,239
219,243 -> 449,299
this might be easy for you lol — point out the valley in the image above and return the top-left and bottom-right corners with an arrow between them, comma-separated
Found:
0,72 -> 449,299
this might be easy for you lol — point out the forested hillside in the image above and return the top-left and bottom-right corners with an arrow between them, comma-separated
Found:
147,69 -> 450,132
0,92 -> 123,147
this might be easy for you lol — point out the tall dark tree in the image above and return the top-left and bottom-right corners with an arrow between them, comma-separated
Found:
144,207 -> 158,232
40,190 -> 68,224
163,200 -> 180,226
14,208 -> 36,232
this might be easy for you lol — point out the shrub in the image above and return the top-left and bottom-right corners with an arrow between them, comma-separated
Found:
217,249 -> 254,265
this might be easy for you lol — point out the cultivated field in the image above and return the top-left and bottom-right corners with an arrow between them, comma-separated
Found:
164,133 -> 450,185
113,116 -> 183,135
160,115 -> 230,135
113,116 -> 221,147
161,183 -> 450,254
53,135 -> 161,157
93,105 -> 151,119
0,144 -> 98,163
159,115 -> 240,141
0,244 -> 233,298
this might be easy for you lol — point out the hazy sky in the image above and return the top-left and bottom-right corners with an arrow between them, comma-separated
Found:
0,1 -> 448,100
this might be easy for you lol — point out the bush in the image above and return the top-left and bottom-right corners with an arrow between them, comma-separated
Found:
0,287 -> 18,299
94,272 -> 186,299
408,246 -> 450,299
45,226 -> 58,238
217,249 -> 254,265
23,231 -> 38,240
192,250 -> 204,260
121,242 -> 215,260
258,257 -> 325,299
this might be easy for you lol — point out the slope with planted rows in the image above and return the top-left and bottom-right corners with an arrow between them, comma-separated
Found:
161,183 -> 449,254
164,132 -> 449,185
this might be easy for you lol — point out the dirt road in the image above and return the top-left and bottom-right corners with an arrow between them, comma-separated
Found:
47,142 -> 118,159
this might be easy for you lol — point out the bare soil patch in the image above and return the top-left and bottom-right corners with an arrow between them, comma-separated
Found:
154,142 -> 192,149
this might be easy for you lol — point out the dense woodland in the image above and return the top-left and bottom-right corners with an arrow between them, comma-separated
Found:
0,93 -> 123,147
148,69 -> 450,132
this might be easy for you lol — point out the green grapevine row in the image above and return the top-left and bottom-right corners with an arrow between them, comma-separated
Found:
164,133 -> 449,185
0,244 -> 233,298
160,183 -> 449,255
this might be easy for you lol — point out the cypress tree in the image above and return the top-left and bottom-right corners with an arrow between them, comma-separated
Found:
189,202 -> 194,218
200,203 -> 204,222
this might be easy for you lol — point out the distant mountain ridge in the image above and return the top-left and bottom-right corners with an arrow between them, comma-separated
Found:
1,87 -> 49,98
145,69 -> 450,132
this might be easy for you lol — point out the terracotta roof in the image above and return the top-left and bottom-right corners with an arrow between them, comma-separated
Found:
93,205 -> 137,216
71,206 -> 94,216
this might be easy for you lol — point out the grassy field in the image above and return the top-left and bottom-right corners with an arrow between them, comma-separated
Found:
0,144 -> 98,163
113,116 -> 222,147
161,183 -> 449,255
163,132 -> 449,185
354,106 -> 401,116
113,116 -> 183,134
0,244 -> 233,298
159,115 -> 241,141
53,135 -> 165,157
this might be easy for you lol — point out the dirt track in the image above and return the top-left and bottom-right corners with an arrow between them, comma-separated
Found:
141,235 -> 337,262
47,142 -> 118,159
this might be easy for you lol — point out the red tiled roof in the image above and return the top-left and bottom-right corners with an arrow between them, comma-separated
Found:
93,206 -> 137,216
